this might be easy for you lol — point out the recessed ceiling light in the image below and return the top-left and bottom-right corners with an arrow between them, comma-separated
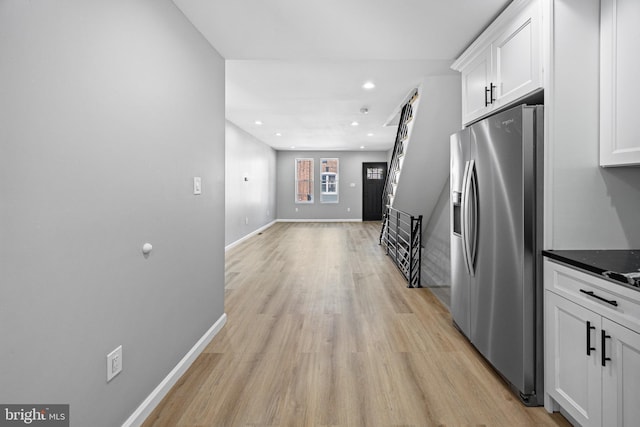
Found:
362,81 -> 375,90
351,121 -> 359,126
360,146 -> 365,149
275,132 -> 282,136
367,133 -> 374,137
255,120 -> 263,125
290,146 -> 296,149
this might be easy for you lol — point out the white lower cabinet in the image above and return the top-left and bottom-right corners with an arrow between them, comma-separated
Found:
601,318 -> 640,427
544,259 -> 640,427
545,291 -> 601,426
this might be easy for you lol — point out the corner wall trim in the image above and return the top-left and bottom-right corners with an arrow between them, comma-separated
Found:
225,220 -> 276,252
122,313 -> 227,427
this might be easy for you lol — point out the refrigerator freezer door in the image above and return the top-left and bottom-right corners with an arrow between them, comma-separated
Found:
450,129 -> 471,338
469,106 -> 537,394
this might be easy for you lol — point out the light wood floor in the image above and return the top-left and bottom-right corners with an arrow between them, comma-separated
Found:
143,222 -> 570,427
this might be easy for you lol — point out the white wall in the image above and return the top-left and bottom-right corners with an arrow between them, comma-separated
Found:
276,151 -> 388,220
547,0 -> 640,248
225,121 -> 277,247
0,1 -> 225,426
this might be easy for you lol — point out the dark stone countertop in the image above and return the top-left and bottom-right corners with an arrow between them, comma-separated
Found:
543,250 -> 640,289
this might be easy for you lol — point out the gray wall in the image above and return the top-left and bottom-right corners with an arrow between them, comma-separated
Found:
390,77 -> 459,290
548,0 -> 640,249
277,151 -> 388,220
225,121 -> 277,246
0,2 -> 225,426
421,178 -> 451,288
392,76 -> 461,233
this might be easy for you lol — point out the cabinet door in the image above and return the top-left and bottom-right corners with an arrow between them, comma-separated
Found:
545,291 -> 602,427
600,0 -> 640,166
492,0 -> 542,108
602,318 -> 640,427
461,46 -> 492,125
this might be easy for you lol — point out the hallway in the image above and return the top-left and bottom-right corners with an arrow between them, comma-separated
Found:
144,222 -> 569,426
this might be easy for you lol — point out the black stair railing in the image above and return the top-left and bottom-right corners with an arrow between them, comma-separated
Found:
381,101 -> 412,209
379,206 -> 422,288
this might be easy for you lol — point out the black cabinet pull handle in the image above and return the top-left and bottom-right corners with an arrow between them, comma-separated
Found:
586,321 -> 596,356
484,86 -> 490,107
602,330 -> 612,366
580,289 -> 618,306
489,82 -> 496,103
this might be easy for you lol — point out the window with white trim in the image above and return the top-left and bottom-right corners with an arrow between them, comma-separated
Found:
320,158 -> 338,203
295,158 -> 314,203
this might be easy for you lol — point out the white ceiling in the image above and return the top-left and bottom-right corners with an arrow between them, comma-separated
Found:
173,0 -> 511,151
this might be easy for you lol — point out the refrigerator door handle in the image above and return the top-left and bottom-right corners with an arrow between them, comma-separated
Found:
465,160 -> 478,276
461,160 -> 477,276
461,161 -> 471,275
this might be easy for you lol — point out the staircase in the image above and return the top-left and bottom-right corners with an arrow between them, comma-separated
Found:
380,89 -> 422,287
381,89 -> 418,208
378,76 -> 462,290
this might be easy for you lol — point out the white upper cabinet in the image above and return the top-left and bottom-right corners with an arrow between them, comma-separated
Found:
492,3 -> 541,108
461,46 -> 493,124
452,0 -> 543,126
600,0 -> 640,167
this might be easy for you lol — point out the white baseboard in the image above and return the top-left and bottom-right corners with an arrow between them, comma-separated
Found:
122,313 -> 227,427
225,220 -> 276,252
276,218 -> 362,223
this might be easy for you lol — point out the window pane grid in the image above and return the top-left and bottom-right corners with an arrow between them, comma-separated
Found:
367,167 -> 384,179
295,159 -> 314,203
320,158 -> 338,203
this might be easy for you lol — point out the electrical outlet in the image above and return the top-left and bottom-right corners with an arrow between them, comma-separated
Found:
107,345 -> 122,382
193,177 -> 202,195
245,217 -> 249,225
347,207 -> 351,212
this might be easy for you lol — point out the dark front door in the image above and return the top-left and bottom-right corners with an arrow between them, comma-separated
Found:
362,162 -> 387,221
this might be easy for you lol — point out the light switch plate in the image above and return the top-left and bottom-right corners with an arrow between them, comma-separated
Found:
193,177 -> 202,195
107,345 -> 122,382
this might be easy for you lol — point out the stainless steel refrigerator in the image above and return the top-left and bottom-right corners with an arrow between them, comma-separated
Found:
450,104 -> 544,405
